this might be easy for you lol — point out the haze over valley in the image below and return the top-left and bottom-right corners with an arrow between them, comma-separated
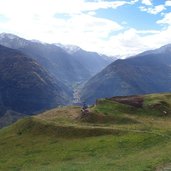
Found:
1,32 -> 171,128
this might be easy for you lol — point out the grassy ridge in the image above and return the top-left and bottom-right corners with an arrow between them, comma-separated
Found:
1,93 -> 171,170
94,93 -> 171,117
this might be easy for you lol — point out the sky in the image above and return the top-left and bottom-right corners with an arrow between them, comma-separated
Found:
0,0 -> 171,57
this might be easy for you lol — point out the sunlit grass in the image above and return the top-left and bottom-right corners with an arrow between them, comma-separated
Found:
1,93 -> 171,170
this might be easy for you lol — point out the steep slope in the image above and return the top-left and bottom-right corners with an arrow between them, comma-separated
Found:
58,44 -> 114,76
0,33 -> 91,86
0,33 -> 115,87
81,44 -> 171,104
71,49 -> 114,75
0,45 -> 71,115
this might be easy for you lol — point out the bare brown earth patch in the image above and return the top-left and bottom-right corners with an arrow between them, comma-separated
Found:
34,106 -> 81,122
108,95 -> 144,108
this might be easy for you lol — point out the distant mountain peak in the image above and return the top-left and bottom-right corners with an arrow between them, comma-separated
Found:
81,44 -> 171,104
30,39 -> 43,43
149,43 -> 171,54
0,33 -> 46,44
55,43 -> 81,54
159,44 -> 171,51
0,32 -> 20,40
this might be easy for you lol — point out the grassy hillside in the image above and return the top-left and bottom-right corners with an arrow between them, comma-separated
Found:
1,93 -> 171,170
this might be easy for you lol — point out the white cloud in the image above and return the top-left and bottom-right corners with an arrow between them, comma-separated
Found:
141,0 -> 152,6
142,26 -> 171,48
90,27 -> 171,57
140,5 -> 166,14
0,0 -> 171,58
0,10 -> 123,53
165,1 -> 171,6
0,0 -> 133,18
157,12 -> 171,25
83,1 -> 129,11
136,30 -> 160,34
0,0 -> 123,40
109,29 -> 146,55
87,11 -> 96,16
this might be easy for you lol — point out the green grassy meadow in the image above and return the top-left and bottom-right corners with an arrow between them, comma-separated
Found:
1,93 -> 171,171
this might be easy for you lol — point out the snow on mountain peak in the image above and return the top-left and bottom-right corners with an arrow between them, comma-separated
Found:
55,43 -> 81,54
0,33 -> 19,40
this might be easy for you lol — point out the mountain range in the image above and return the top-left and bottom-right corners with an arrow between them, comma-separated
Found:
0,33 -> 114,127
0,33 -> 113,87
1,32 -> 171,127
81,44 -> 171,104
